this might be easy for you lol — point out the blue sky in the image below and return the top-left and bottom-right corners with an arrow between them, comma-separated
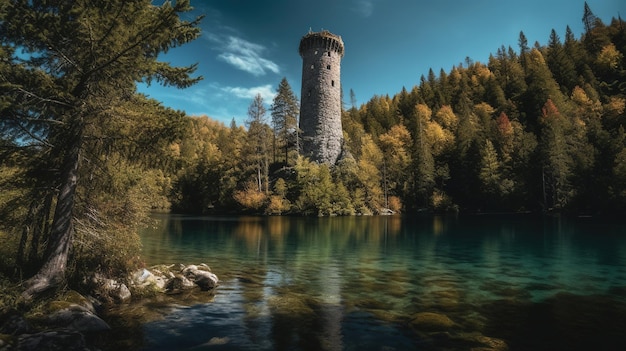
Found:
139,0 -> 626,126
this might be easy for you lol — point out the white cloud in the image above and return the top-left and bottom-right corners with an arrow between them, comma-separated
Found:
222,84 -> 277,102
354,0 -> 374,18
210,34 -> 280,76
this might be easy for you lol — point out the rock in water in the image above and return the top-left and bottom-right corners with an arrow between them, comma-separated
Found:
91,274 -> 132,303
182,265 -> 219,291
165,274 -> 196,294
409,312 -> 456,331
130,263 -> 219,294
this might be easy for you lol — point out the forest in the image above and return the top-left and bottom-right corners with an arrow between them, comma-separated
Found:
171,5 -> 626,217
1,1 -> 625,298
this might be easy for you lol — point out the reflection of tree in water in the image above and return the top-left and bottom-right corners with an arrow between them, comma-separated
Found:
233,217 -> 265,253
136,215 -> 626,350
228,216 -> 403,350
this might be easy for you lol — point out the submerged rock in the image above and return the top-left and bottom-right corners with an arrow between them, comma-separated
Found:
2,264 -> 219,351
409,312 -> 456,331
469,335 -> 509,351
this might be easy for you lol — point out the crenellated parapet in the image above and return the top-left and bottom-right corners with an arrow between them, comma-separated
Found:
299,30 -> 344,58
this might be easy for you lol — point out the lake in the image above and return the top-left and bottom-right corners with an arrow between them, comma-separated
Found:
129,214 -> 626,350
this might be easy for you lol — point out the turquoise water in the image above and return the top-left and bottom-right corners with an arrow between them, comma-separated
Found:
137,215 -> 626,350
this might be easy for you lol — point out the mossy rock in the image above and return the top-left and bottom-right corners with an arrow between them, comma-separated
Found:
409,312 -> 456,331
46,301 -> 76,314
46,291 -> 94,314
470,335 -> 509,351
268,295 -> 315,316
455,333 -> 509,351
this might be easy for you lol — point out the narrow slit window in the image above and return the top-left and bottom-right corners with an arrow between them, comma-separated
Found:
327,52 -> 331,57
327,65 -> 331,70
331,80 -> 335,87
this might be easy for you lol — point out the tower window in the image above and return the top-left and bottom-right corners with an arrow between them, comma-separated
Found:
331,80 -> 335,87
326,65 -> 331,70
327,52 -> 331,57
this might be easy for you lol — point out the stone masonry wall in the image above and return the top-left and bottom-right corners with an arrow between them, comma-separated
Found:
299,31 -> 344,165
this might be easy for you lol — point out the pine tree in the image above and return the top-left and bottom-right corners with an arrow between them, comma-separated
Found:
270,78 -> 300,165
411,104 -> 435,209
546,29 -> 578,93
582,2 -> 600,34
523,49 -> 568,130
539,99 -> 573,210
582,2 -> 610,54
519,31 -> 530,71
1,0 -> 202,299
479,139 -> 502,195
246,94 -> 271,194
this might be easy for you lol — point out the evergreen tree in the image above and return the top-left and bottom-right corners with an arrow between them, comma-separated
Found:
479,140 -> 503,197
419,74 -> 435,107
270,78 -> 300,165
411,104 -> 435,209
546,29 -> 578,93
349,89 -> 357,110
519,31 -> 530,71
539,99 -> 573,210
437,68 -> 451,106
582,2 -> 611,55
245,94 -> 271,194
0,0 -> 202,299
522,49 -> 568,130
582,2 -> 600,34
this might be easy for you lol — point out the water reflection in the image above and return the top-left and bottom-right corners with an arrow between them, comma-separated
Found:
135,215 -> 626,351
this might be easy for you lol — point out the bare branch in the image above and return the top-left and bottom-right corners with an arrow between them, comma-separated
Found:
16,88 -> 73,108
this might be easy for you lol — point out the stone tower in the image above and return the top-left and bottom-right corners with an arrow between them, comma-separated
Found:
298,30 -> 344,165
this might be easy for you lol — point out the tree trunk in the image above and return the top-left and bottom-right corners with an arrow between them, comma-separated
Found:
22,129 -> 81,300
29,192 -> 53,264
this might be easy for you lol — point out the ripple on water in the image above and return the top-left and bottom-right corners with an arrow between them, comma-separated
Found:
133,215 -> 626,351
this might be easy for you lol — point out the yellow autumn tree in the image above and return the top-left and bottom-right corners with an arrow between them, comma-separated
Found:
233,180 -> 268,211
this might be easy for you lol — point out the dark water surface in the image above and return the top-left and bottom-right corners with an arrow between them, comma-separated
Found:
133,215 -> 626,350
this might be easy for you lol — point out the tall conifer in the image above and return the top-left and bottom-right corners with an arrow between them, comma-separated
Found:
1,0 -> 203,299
270,78 -> 300,164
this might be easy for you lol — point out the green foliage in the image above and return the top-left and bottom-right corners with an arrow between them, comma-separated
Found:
0,0 -> 202,294
166,4 -> 624,216
271,78 -> 300,165
4,3 -> 624,285
246,94 -> 272,194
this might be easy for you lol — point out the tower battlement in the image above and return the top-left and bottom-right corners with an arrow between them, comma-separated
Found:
298,30 -> 344,165
298,30 -> 344,57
